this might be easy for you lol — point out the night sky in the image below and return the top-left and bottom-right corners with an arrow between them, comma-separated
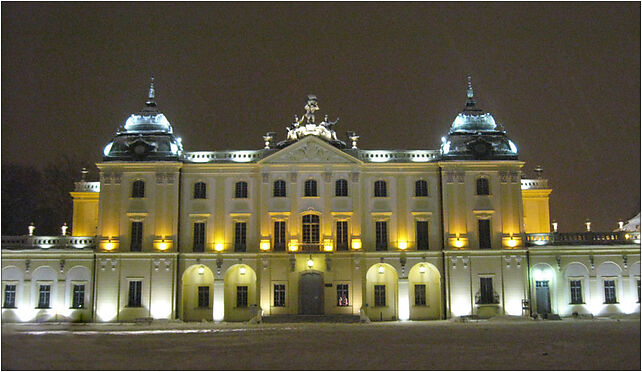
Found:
2,3 -> 640,232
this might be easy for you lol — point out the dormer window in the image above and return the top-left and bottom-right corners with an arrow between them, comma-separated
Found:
194,182 -> 207,199
235,181 -> 248,198
304,180 -> 318,197
132,180 -> 145,198
273,180 -> 286,197
476,178 -> 490,195
374,180 -> 387,197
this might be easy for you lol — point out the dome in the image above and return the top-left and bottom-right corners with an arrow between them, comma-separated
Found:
103,78 -> 183,161
439,77 -> 518,161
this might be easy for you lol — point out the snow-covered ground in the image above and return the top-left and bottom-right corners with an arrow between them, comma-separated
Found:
2,317 -> 640,370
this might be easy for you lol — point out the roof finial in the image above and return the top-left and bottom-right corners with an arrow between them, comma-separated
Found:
467,75 -> 474,99
146,77 -> 156,106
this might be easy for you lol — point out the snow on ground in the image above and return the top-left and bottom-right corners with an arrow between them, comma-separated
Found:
2,317 -> 640,370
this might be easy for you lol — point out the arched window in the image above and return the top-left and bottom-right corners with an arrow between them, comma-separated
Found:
194,182 -> 207,199
335,179 -> 348,197
235,181 -> 248,198
132,180 -> 145,198
304,180 -> 318,197
415,180 -> 428,197
374,180 -> 387,197
302,214 -> 320,244
476,178 -> 489,195
273,180 -> 286,197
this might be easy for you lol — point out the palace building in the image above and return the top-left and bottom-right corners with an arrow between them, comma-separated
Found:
2,78 -> 640,323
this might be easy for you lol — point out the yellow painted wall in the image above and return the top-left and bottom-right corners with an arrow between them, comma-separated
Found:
522,188 -> 552,233
70,192 -> 99,236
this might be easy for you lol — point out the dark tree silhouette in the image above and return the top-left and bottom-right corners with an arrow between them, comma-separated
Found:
2,155 -> 98,236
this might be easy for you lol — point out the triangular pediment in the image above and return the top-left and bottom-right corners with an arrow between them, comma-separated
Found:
259,136 -> 361,164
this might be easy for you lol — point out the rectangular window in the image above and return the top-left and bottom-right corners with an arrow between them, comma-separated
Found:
234,222 -> 247,252
304,180 -> 318,197
302,215 -> 320,244
570,280 -> 583,304
274,221 -> 286,251
335,179 -> 348,197
415,180 -> 428,197
336,221 -> 349,251
128,280 -> 142,307
38,284 -> 51,308
273,284 -> 286,307
374,285 -> 386,307
131,221 -> 143,252
193,222 -> 205,252
637,279 -> 640,303
478,219 -> 491,249
414,284 -> 427,306
376,221 -> 388,251
479,277 -> 495,304
337,284 -> 349,306
237,286 -> 248,307
72,284 -> 85,309
235,182 -> 248,198
604,280 -> 617,304
3,284 -> 16,308
198,286 -> 209,308
374,181 -> 387,197
416,221 -> 429,250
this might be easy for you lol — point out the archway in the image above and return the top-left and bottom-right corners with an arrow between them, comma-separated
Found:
365,263 -> 398,321
181,264 -> 214,321
408,263 -> 441,320
299,271 -> 324,315
224,264 -> 257,321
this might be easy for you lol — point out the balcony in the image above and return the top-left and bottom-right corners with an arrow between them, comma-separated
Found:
1,236 -> 95,250
526,231 -> 640,246
475,291 -> 500,305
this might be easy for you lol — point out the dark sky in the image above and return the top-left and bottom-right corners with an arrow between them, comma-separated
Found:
2,3 -> 640,232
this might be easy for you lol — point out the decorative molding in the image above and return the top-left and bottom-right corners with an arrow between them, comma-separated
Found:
265,142 -> 354,164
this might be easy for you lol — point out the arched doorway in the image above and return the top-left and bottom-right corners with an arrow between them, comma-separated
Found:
181,265 -> 214,321
408,263 -> 442,320
365,263 -> 398,321
531,263 -> 555,316
224,264 -> 257,321
299,271 -> 324,315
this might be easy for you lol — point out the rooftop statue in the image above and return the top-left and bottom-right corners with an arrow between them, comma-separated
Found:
286,95 -> 340,142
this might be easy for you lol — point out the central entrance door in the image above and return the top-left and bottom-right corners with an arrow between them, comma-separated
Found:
299,271 -> 324,315
535,280 -> 551,315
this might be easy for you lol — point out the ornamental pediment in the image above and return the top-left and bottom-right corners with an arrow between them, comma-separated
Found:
260,136 -> 360,164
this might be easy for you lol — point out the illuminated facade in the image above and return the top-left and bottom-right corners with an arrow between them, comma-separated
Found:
2,78 -> 640,322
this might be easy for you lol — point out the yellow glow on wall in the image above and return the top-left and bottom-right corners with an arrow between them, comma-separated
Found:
323,239 -> 333,252
214,243 -> 224,252
351,238 -> 362,250
260,240 -> 271,251
288,239 -> 298,252
453,238 -> 464,248
154,239 -> 171,251
398,241 -> 408,250
102,238 -> 118,251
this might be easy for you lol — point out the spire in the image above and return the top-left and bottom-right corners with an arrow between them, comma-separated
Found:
146,77 -> 156,107
467,75 -> 474,99
464,75 -> 480,112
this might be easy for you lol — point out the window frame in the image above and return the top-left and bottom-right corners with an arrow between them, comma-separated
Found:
234,181 -> 248,199
71,283 -> 86,309
198,286 -> 210,308
415,180 -> 428,197
236,285 -> 248,308
603,279 -> 617,304
234,222 -> 247,252
273,220 -> 287,251
127,280 -> 143,308
569,279 -> 584,304
336,283 -> 350,307
375,220 -> 388,251
335,179 -> 348,197
374,284 -> 386,307
130,221 -> 143,252
374,180 -> 387,197
476,177 -> 490,196
273,180 -> 287,197
416,220 -> 429,251
132,179 -> 145,198
304,179 -> 318,197
479,277 -> 495,304
194,182 -> 207,199
336,220 -> 349,251
478,219 -> 491,249
302,214 -> 320,244
3,283 -> 17,308
193,222 -> 206,252
273,283 -> 286,307
414,284 -> 427,306
37,283 -> 52,309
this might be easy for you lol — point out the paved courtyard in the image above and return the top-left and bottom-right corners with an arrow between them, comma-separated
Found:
2,318 -> 640,370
